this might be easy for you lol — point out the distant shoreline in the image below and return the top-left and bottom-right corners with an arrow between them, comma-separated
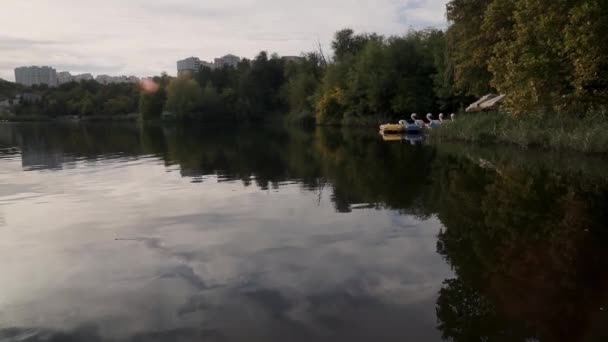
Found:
0,114 -> 138,123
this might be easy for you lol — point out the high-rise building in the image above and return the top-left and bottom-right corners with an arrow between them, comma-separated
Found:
14,66 -> 58,87
57,71 -> 73,85
214,54 -> 241,68
95,75 -> 112,84
177,57 -> 217,75
59,72 -> 117,85
177,57 -> 202,76
73,73 -> 94,82
177,55 -> 240,75
200,61 -> 215,69
95,75 -> 140,84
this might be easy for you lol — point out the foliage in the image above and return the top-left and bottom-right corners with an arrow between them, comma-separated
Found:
0,78 -> 24,100
189,52 -> 317,122
283,52 -> 324,123
429,111 -> 608,153
166,76 -> 204,118
433,150 -> 608,341
139,90 -> 166,121
11,80 -> 140,117
235,52 -> 287,120
314,28 -> 467,125
138,73 -> 170,121
445,0 -> 495,96
331,29 -> 381,62
446,0 -> 608,115
315,88 -> 347,124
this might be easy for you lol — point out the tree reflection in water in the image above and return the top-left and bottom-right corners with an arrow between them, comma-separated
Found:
1,122 -> 608,341
434,147 -> 608,342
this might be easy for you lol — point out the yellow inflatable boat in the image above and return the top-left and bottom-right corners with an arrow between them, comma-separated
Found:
379,118 -> 423,134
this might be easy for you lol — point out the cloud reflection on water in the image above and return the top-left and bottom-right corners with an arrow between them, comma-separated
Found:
0,124 -> 450,341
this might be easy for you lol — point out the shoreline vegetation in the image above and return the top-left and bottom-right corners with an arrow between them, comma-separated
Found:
0,113 -> 139,122
2,0 -> 607,152
429,112 -> 608,154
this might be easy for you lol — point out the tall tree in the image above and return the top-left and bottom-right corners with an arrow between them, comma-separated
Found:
488,0 -> 573,115
564,0 -> 608,109
166,76 -> 203,118
446,0 -> 495,96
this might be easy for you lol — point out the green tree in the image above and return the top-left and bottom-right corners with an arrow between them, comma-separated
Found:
283,53 -> 324,120
79,95 -> 94,116
446,0 -> 495,96
563,0 -> 608,110
446,0 -> 608,115
139,86 -> 166,121
315,29 -> 450,123
315,88 -> 346,124
488,0 -> 573,115
236,51 -> 287,119
198,83 -> 223,119
104,95 -> 134,115
332,29 -> 380,62
166,76 -> 204,118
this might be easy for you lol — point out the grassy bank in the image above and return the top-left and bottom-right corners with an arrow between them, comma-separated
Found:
429,112 -> 608,154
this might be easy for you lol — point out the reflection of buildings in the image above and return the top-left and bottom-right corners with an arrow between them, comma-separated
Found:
0,124 -> 81,170
0,123 -> 145,171
20,150 -> 76,170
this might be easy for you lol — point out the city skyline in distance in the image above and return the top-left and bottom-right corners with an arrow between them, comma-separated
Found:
9,53 -> 245,87
0,0 -> 448,82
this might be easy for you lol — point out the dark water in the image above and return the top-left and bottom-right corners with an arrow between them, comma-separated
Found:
0,123 -> 607,342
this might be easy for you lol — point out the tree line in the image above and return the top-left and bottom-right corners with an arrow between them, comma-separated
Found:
2,29 -> 470,123
146,0 -> 608,123
138,29 -> 467,124
2,80 -> 140,118
4,0 -> 607,122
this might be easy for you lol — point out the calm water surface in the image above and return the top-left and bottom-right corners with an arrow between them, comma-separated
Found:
0,123 -> 607,342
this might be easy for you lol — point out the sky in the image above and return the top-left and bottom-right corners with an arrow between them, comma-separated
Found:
0,0 -> 448,81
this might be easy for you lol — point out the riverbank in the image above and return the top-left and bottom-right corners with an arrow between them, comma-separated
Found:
428,112 -> 608,154
0,113 -> 138,122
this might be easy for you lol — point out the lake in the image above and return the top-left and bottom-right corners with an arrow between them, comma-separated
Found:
0,123 -> 607,342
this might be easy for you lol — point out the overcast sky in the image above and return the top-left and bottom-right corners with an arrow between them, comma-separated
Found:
0,0 -> 448,81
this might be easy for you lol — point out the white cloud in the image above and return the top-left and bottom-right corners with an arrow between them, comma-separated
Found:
0,0 -> 447,81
